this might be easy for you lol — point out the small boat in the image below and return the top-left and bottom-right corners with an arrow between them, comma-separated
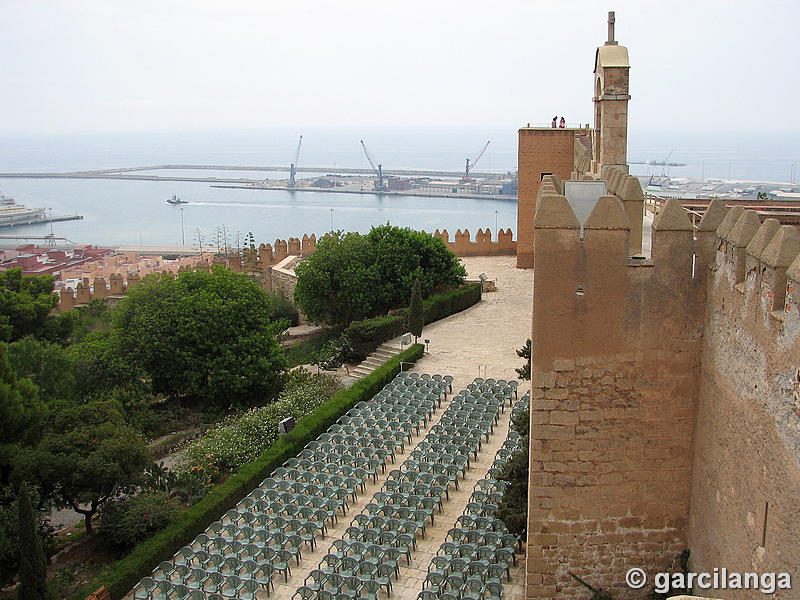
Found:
166,195 -> 188,205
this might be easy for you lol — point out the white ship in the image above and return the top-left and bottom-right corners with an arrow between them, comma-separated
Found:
0,193 -> 82,227
0,193 -> 46,226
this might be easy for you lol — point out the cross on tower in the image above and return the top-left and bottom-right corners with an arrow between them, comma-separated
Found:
607,11 -> 617,45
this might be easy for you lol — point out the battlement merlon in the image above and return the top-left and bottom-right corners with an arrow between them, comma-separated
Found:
725,210 -> 762,284
532,192 -> 706,369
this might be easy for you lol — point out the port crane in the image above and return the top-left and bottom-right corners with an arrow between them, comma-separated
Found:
661,149 -> 673,177
288,135 -> 303,187
360,140 -> 386,191
463,140 -> 490,181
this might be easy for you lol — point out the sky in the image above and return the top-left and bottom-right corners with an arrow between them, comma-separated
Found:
2,0 -> 799,137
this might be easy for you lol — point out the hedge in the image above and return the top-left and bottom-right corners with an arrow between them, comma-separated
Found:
69,343 -> 424,600
345,282 -> 482,360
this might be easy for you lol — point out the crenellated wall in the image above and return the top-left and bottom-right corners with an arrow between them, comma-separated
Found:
55,262 -> 213,311
687,210 -> 800,598
527,184 -> 704,599
525,182 -> 800,599
56,227 -> 507,312
431,227 -> 516,257
224,228 -> 514,273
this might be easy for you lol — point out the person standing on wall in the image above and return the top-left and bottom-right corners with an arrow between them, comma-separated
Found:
559,117 -> 566,128
551,116 -> 558,128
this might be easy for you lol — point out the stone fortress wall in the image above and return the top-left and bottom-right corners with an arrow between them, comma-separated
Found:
687,206 -> 800,598
223,228 -> 517,273
526,169 -> 800,599
56,227 -> 515,311
527,174 -> 702,599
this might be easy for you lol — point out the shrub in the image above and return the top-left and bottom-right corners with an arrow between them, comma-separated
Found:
344,315 -> 406,360
283,327 -> 342,369
99,492 -> 179,554
148,431 -> 196,461
180,372 -> 342,473
497,408 -> 529,538
294,225 -> 466,325
420,282 -> 481,323
342,282 -> 482,361
68,344 -> 423,600
314,334 -> 357,371
266,289 -> 299,327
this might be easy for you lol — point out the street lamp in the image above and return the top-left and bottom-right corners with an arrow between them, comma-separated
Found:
179,207 -> 185,246
494,210 -> 499,240
330,208 -> 335,232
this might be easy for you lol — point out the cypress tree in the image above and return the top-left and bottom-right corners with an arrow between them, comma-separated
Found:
17,482 -> 48,600
407,278 -> 424,343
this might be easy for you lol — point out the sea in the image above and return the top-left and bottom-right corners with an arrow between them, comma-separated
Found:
0,127 -> 798,248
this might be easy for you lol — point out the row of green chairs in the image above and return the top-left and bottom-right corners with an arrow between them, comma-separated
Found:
414,388 -> 529,600
135,561 -> 272,599
135,371 -> 450,599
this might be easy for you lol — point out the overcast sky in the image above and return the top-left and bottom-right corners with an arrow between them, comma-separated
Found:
3,0 -> 798,137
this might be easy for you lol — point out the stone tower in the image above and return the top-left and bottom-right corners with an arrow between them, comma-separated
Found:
592,11 -> 630,174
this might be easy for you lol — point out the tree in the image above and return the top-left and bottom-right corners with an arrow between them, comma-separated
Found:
293,232 -> 381,325
294,225 -> 466,325
497,408 -> 529,537
0,484 -> 54,585
7,337 -> 76,403
0,344 -> 44,485
407,278 -> 423,343
515,339 -> 531,381
0,268 -> 74,343
16,482 -> 49,600
112,267 -> 287,408
365,224 -> 466,305
15,400 -> 149,535
67,329 -> 138,401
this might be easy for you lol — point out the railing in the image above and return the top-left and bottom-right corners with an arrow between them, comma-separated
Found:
522,121 -> 591,130
645,193 -> 704,230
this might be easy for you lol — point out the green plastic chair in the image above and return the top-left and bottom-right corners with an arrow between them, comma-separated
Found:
133,577 -> 156,600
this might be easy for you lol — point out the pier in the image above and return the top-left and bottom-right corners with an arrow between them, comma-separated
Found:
0,164 -> 501,182
0,214 -> 83,228
0,164 -> 519,202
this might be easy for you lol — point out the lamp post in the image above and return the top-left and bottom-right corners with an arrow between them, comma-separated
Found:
179,207 -> 185,246
494,210 -> 499,240
330,208 -> 334,232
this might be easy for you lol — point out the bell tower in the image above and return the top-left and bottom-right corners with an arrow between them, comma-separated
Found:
592,11 -> 630,174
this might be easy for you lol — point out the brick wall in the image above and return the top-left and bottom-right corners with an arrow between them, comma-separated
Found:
517,129 -> 577,268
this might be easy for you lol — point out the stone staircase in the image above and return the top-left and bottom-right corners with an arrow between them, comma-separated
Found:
350,342 -> 403,379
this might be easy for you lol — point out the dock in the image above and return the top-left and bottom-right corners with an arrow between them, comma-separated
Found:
0,164 -> 519,202
0,214 -> 83,228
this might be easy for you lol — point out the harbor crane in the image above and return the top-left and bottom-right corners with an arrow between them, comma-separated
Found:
360,139 -> 386,191
463,140 -> 490,181
288,135 -> 303,187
